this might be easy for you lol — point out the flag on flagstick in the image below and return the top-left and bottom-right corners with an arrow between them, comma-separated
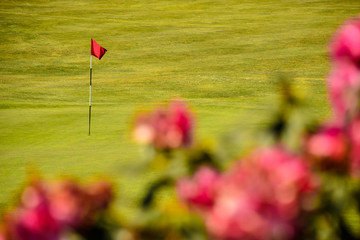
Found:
89,39 -> 107,136
91,39 -> 107,60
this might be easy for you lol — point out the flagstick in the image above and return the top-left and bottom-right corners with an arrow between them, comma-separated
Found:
89,55 -> 92,136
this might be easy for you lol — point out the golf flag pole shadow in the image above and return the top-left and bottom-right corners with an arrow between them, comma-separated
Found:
89,39 -> 107,136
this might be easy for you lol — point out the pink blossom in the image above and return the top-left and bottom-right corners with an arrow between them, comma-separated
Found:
6,182 -> 63,240
329,15 -> 360,65
327,16 -> 360,123
168,100 -> 193,148
327,60 -> 360,123
176,166 -> 220,210
303,116 -> 360,178
305,124 -> 348,165
2,180 -> 113,240
134,99 -> 194,149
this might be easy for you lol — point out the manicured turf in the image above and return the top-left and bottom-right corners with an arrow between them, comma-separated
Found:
0,0 -> 359,214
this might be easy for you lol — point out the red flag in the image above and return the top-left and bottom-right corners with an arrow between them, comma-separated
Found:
91,39 -> 107,60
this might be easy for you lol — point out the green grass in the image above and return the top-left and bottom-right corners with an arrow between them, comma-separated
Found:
1,0 -> 360,214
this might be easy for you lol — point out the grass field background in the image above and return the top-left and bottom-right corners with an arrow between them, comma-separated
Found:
1,0 -> 360,215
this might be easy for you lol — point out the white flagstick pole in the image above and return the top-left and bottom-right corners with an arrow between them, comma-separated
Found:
89,55 -> 92,136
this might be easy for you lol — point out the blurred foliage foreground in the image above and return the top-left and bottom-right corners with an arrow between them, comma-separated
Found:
1,14 -> 360,240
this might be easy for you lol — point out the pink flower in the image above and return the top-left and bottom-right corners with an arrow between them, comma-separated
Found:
6,182 -> 63,240
303,115 -> 360,178
176,166 -> 220,211
327,60 -> 360,123
305,124 -> 348,164
208,147 -> 316,240
2,180 -> 113,240
181,147 -> 317,240
329,15 -> 360,65
327,16 -> 360,123
134,99 -> 194,150
167,100 -> 193,148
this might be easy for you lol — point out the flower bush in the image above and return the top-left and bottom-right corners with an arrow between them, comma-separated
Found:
177,147 -> 317,240
2,14 -> 360,240
328,15 -> 360,123
0,180 -> 113,240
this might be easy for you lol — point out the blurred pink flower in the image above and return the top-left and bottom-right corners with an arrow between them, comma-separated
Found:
325,15 -> 360,177
5,182 -> 63,240
327,16 -> 360,123
329,15 -> 360,65
327,60 -> 360,123
168,100 -> 193,148
2,180 -> 113,240
305,124 -> 348,164
304,116 -> 360,178
180,147 -> 317,240
176,166 -> 220,211
134,99 -> 194,150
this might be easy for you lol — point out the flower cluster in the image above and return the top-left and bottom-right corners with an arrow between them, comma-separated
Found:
177,147 -> 317,240
304,117 -> 360,176
304,15 -> 360,177
0,180 -> 113,240
328,15 -> 360,123
133,99 -> 194,150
